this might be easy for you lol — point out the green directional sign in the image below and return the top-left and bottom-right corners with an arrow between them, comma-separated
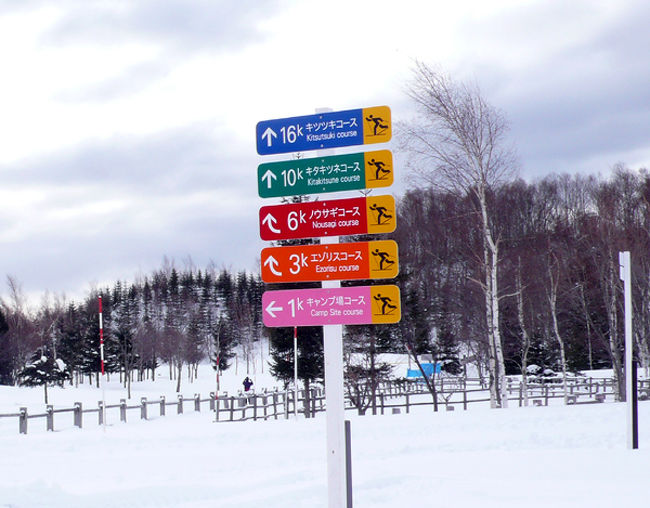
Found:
257,150 -> 393,198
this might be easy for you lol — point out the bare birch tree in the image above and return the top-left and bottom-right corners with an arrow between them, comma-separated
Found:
401,62 -> 517,408
546,252 -> 569,404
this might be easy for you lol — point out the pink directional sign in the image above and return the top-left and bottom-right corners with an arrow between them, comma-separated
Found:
262,285 -> 401,327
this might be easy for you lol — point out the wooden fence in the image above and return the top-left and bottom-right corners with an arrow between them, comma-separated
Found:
2,377 -> 649,435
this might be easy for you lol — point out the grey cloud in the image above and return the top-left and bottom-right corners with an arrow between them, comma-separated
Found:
42,0 -> 279,53
1,210 -> 262,300
56,60 -> 174,102
459,1 -> 650,176
1,123 -> 254,195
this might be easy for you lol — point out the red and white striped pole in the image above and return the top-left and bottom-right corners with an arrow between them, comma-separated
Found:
98,296 -> 106,427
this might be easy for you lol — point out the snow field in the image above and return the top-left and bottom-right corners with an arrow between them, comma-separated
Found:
0,398 -> 648,507
1,359 -> 649,507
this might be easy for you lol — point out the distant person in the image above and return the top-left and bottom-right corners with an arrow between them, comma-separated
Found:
243,376 -> 253,392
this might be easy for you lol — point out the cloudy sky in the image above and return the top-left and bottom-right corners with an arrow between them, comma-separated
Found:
1,0 -> 649,305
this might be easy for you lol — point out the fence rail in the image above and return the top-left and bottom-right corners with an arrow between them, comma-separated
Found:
2,377 -> 649,435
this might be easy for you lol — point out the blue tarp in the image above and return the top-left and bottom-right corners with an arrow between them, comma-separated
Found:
406,363 -> 441,378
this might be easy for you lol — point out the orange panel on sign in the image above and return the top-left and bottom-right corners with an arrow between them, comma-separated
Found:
261,240 -> 399,283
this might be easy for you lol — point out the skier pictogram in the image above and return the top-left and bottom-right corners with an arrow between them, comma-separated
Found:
367,158 -> 391,181
369,202 -> 393,225
373,293 -> 398,315
371,249 -> 395,271
365,114 -> 389,137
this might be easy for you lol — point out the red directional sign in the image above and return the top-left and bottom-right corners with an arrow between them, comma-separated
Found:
261,240 -> 399,283
259,195 -> 396,241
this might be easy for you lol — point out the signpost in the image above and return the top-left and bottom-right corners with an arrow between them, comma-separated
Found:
261,240 -> 398,283
257,150 -> 393,198
259,195 -> 396,241
262,285 -> 401,327
256,105 -> 398,508
256,106 -> 391,155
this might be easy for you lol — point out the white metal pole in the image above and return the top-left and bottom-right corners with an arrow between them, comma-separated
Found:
619,251 -> 634,449
315,106 -> 346,508
215,334 -> 220,422
294,326 -> 298,419
98,296 -> 106,428
322,236 -> 346,508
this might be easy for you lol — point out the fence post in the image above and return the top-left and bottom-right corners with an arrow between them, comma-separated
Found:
263,395 -> 269,420
177,395 -> 183,414
160,396 -> 166,416
47,405 -> 54,431
74,402 -> 83,429
230,396 -> 235,421
284,391 -> 289,420
141,398 -> 147,420
518,382 -> 523,407
253,395 -> 258,421
273,392 -> 278,420
463,379 -> 468,410
194,394 -> 201,412
406,393 -> 410,414
209,392 -> 215,411
19,407 -> 28,434
98,401 -> 104,426
380,393 -> 385,415
120,399 -> 127,422
544,385 -> 549,406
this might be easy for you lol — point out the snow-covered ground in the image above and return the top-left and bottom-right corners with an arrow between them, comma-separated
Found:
0,355 -> 648,507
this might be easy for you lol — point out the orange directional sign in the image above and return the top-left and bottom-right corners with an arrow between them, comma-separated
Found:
261,240 -> 399,283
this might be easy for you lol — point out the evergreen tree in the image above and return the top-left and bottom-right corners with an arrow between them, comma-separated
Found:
18,345 -> 69,404
211,314 -> 236,372
435,323 -> 462,375
268,324 -> 323,416
56,303 -> 83,385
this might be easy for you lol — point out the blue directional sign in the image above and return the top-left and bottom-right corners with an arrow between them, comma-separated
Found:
256,106 -> 391,155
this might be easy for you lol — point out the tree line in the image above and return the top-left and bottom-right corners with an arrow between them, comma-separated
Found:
392,168 -> 650,404
2,166 -> 649,407
0,265 -> 264,402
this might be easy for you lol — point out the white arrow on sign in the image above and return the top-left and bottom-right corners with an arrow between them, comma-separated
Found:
262,213 -> 281,234
265,300 -> 283,318
261,169 -> 277,189
263,255 -> 282,276
261,127 -> 277,147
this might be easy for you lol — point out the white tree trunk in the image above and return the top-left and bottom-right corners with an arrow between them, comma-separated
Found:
480,191 -> 507,408
516,264 -> 530,407
548,275 -> 569,404
491,241 -> 508,408
483,242 -> 498,408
